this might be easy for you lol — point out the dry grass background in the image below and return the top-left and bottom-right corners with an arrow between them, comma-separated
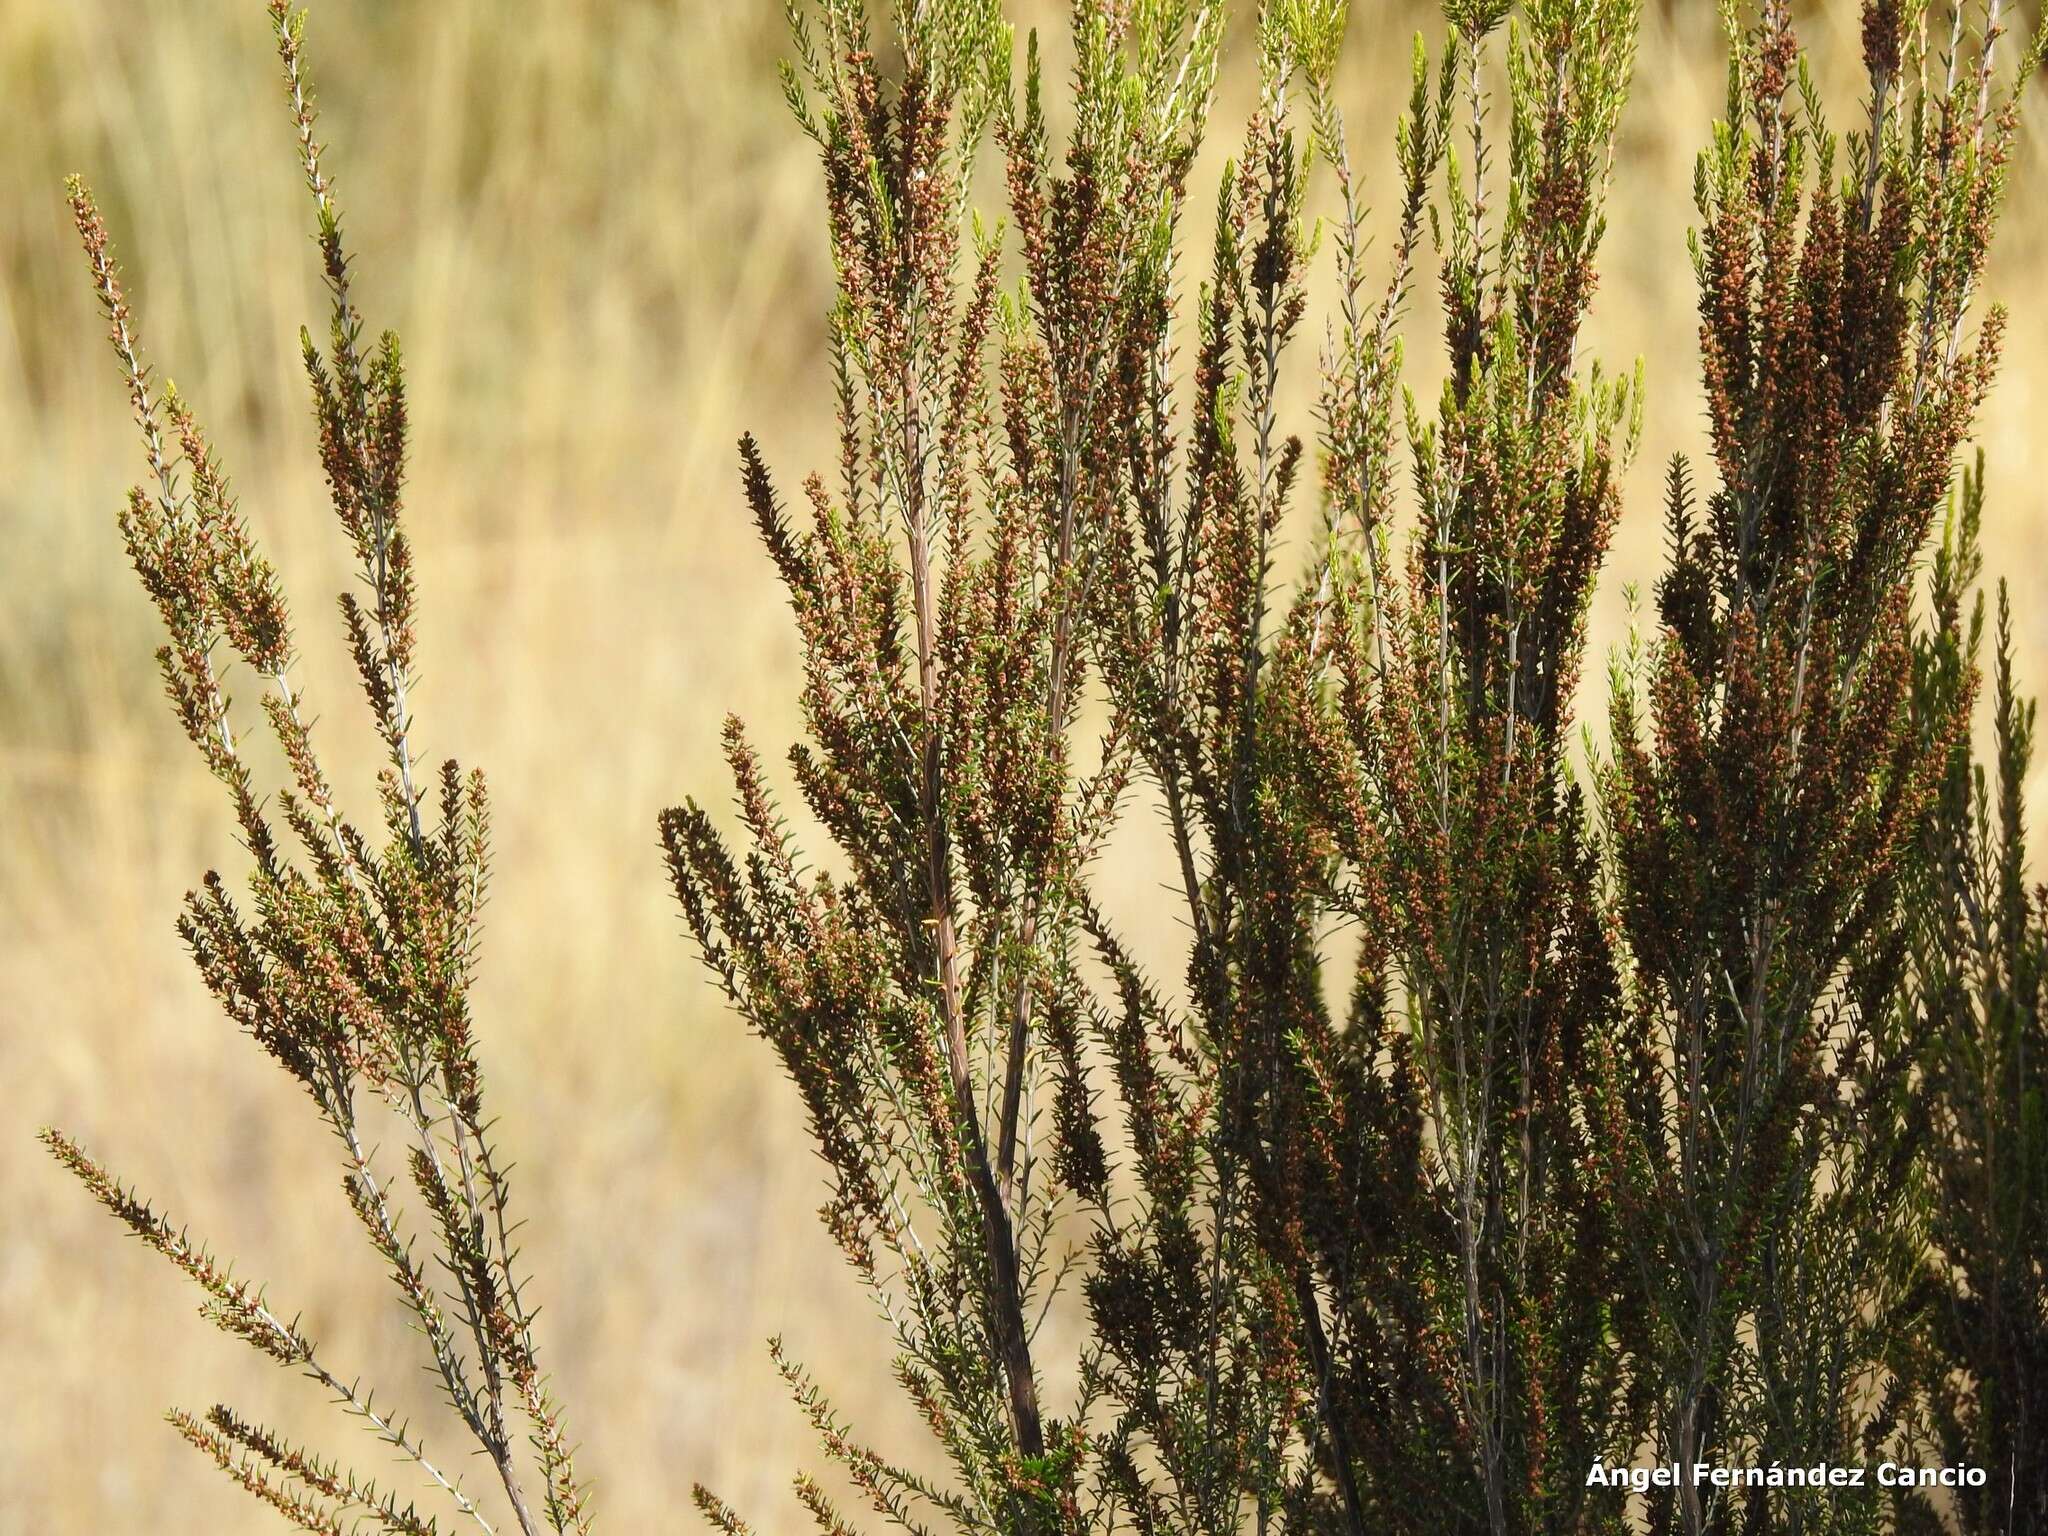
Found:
2,2 -> 2043,1530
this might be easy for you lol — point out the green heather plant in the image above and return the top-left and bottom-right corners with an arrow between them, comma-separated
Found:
665,0 -> 1651,1527
47,0 -> 2048,1534
1603,6 -> 2042,1531
666,0 -> 2047,1533
43,6 -> 588,1534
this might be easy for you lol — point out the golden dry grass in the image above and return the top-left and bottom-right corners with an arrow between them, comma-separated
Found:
2,2 -> 2043,1530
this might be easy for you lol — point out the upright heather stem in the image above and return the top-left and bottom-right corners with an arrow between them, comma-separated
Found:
274,0 -> 425,859
902,355 -> 1047,1469
996,406 -> 1080,1212
1293,1266 -> 1369,1536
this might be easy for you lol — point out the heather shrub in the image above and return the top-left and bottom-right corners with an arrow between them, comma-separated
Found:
667,0 -> 2046,1533
1886,459 -> 2048,1536
1601,5 -> 2042,1531
45,0 -> 2048,1534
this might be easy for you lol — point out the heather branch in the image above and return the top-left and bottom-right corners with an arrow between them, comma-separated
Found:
904,391 -> 1047,1466
58,10 -> 582,1532
170,1408 -> 349,1534
270,0 -> 427,861
993,9 -> 1219,1223
190,1403 -> 444,1536
41,1130 -> 496,1533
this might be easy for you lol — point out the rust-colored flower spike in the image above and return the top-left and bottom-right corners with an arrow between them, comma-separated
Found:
44,6 -> 587,1535
1602,2 -> 2048,1530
